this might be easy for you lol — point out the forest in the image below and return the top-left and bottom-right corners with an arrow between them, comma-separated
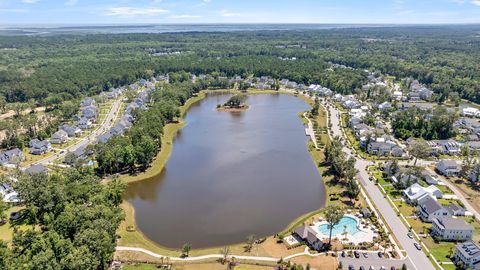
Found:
1,25 -> 480,105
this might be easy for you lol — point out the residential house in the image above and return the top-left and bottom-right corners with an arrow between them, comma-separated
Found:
466,141 -> 480,152
431,217 -> 473,241
378,101 -> 392,111
422,171 -> 439,185
408,92 -> 421,101
24,164 -> 47,175
77,117 -> 92,129
418,87 -> 434,100
436,140 -> 462,155
361,208 -> 372,218
417,196 -> 452,222
61,124 -> 81,137
454,241 -> 480,269
469,164 -> 480,183
97,132 -> 113,144
293,226 -> 323,251
82,106 -> 98,122
0,148 -> 24,165
29,139 -> 52,155
444,204 -> 466,216
367,142 -> 403,157
462,107 -> 480,118
437,160 -> 461,177
403,183 -> 443,204
50,130 -> 68,144
80,97 -> 95,108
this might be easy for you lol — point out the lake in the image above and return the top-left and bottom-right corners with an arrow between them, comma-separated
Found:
124,93 -> 326,248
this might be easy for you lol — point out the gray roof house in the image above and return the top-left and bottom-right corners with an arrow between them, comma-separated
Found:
61,124 -> 81,137
454,241 -> 480,269
431,217 -> 473,241
80,97 -> 96,108
29,139 -> 52,155
0,148 -> 24,165
417,196 -> 452,222
77,117 -> 92,129
436,160 -> 460,177
97,132 -> 113,144
367,142 -> 403,157
50,130 -> 68,144
444,204 -> 466,216
293,226 -> 323,251
24,164 -> 47,175
82,106 -> 98,121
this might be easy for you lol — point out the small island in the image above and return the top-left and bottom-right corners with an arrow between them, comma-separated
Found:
217,94 -> 249,112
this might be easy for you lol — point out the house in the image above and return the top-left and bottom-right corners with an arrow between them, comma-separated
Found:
444,204 -> 466,216
462,107 -> 480,118
418,87 -> 434,100
393,91 -> 403,101
408,92 -> 421,101
454,241 -> 480,269
24,164 -> 47,175
50,130 -> 68,144
470,164 -> 480,183
466,141 -> 480,152
77,117 -> 92,129
293,226 -> 323,251
432,217 -> 473,241
2,191 -> 20,203
367,142 -> 403,157
378,102 -> 392,111
437,160 -> 460,177
436,140 -> 462,155
61,124 -> 81,137
29,139 -> 52,155
97,132 -> 113,144
80,97 -> 95,108
82,106 -> 98,121
361,208 -> 372,218
0,148 -> 24,165
403,183 -> 443,203
417,196 -> 452,222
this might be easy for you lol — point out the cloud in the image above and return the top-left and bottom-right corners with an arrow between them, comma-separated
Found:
472,0 -> 480,5
220,9 -> 241,17
65,0 -> 77,6
105,7 -> 169,17
169,14 -> 201,19
0,8 -> 28,12
21,0 -> 40,3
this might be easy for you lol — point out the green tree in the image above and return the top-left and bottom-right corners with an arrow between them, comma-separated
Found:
324,205 -> 344,248
408,139 -> 431,166
182,243 -> 192,257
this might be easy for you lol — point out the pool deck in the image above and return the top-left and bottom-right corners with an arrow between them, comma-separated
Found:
311,214 -> 377,245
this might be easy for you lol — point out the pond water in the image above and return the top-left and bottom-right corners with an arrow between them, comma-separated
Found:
124,93 -> 326,248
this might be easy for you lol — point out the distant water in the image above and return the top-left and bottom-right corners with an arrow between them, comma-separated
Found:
0,24 -> 388,36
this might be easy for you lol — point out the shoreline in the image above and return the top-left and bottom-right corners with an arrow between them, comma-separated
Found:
117,89 -> 331,258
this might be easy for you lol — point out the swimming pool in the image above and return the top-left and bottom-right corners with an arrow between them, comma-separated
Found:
317,216 -> 361,236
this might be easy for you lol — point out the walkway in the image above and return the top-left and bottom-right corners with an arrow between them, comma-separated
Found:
303,112 -> 318,149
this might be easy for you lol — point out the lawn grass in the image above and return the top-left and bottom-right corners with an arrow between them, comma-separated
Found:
423,237 -> 455,263
0,206 -> 31,243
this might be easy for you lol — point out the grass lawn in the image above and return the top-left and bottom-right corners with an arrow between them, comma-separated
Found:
0,206 -> 31,243
423,237 -> 455,263
21,149 -> 56,167
122,262 -> 275,270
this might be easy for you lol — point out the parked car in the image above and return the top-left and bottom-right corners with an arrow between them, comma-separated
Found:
369,266 -> 375,270
342,251 -> 346,257
354,251 -> 360,258
360,266 -> 365,270
390,267 -> 396,270
407,232 -> 413,239
380,267 -> 386,270
378,252 -> 383,258
363,252 -> 369,258
349,265 -> 355,270
414,243 -> 422,250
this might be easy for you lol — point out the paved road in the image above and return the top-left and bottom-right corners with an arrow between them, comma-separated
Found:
325,101 -> 435,270
30,99 -> 122,167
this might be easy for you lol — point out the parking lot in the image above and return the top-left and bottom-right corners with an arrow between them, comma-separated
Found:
338,251 -> 415,270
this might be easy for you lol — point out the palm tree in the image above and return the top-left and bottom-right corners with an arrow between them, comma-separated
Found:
220,246 -> 231,264
325,205 -> 344,249
182,243 -> 191,257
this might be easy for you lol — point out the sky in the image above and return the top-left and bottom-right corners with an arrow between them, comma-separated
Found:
0,0 -> 480,25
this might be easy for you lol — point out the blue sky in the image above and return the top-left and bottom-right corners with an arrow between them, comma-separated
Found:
0,0 -> 480,25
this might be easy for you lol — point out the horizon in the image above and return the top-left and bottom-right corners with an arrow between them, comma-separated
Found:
1,0 -> 480,25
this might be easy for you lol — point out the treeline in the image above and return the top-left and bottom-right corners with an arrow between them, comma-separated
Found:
392,106 -> 457,140
0,168 -> 125,269
1,26 -> 480,104
94,81 -> 204,175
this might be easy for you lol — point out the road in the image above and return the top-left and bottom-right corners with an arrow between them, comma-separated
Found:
30,99 -> 122,167
325,101 -> 435,270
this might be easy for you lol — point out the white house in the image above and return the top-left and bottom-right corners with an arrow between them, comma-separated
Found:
417,195 -> 452,222
403,183 -> 443,204
454,241 -> 480,269
436,160 -> 461,177
294,225 -> 323,251
462,107 -> 480,118
431,217 -> 473,241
